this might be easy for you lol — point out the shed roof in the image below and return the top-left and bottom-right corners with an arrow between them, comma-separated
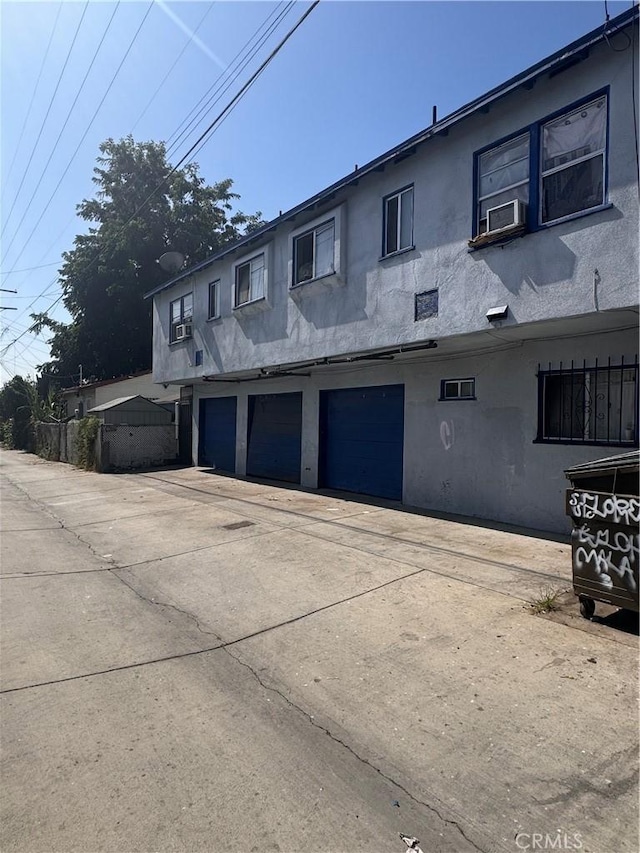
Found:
144,6 -> 637,302
87,395 -> 166,413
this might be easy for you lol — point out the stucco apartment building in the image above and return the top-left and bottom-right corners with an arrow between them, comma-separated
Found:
146,8 -> 639,533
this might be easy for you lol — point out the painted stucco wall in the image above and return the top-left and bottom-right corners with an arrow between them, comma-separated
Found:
63,374 -> 180,418
94,375 -> 178,407
191,328 -> 636,533
152,33 -> 638,385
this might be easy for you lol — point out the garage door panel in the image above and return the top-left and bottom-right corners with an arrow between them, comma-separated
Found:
320,385 -> 404,501
247,393 -> 302,484
198,397 -> 237,473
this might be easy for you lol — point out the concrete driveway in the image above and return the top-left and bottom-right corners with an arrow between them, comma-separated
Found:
1,450 -> 637,853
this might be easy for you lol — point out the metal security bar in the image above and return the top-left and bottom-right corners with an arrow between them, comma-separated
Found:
536,356 -> 639,446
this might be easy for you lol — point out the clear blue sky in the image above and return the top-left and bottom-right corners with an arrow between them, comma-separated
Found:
0,0 -> 632,382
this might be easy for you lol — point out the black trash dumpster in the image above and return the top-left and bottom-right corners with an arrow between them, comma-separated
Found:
565,451 -> 639,618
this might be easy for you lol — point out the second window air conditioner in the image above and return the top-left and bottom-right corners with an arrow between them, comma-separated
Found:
175,323 -> 192,341
486,199 -> 527,233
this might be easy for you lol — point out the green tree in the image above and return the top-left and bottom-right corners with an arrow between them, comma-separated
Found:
0,376 -> 32,449
0,375 -> 59,450
32,136 -> 263,384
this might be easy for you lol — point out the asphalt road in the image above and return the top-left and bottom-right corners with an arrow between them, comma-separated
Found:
1,450 -> 637,853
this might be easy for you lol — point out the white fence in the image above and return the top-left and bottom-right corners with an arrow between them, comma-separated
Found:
96,424 -> 178,472
35,422 -> 178,472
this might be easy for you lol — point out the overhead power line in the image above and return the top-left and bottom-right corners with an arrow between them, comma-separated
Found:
0,261 -> 62,276
3,2 -> 64,187
140,1 -> 321,223
1,2 -> 122,270
1,0 -> 320,368
3,1 -> 289,299
1,1 -> 90,244
0,1 -> 155,275
130,1 -> 216,134
165,0 -> 294,158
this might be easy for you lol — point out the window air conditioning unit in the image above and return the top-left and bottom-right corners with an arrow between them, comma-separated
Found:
486,199 -> 527,233
175,323 -> 192,341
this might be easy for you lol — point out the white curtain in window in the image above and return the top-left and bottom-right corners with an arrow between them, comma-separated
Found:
480,183 -> 529,218
479,135 -> 529,197
400,189 -> 413,248
543,98 -> 606,163
250,256 -> 265,300
315,222 -> 334,276
182,292 -> 193,318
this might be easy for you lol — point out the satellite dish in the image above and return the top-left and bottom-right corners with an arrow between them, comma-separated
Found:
158,251 -> 185,273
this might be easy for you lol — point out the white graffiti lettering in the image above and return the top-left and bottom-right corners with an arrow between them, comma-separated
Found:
574,524 -> 639,592
568,491 -> 640,525
440,420 -> 454,451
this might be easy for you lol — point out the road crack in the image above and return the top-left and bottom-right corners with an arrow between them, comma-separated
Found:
222,645 -> 488,853
110,569 -> 224,640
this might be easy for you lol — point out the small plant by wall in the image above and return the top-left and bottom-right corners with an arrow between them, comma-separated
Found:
0,419 -> 15,448
75,416 -> 100,470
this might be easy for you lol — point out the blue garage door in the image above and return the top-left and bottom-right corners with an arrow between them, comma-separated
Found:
198,396 -> 237,472
319,384 -> 404,500
247,392 -> 302,484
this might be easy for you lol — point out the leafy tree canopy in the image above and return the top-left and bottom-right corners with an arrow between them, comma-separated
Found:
32,137 -> 263,386
0,374 -> 60,450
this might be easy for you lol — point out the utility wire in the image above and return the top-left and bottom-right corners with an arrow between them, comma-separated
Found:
134,1 -> 320,230
4,2 -> 288,300
130,1 -> 216,134
0,280 -> 64,351
166,1 -> 293,156
0,261 -> 62,276
1,1 -> 155,275
5,3 -> 214,290
8,213 -> 79,297
2,1 -> 319,365
1,1 -> 90,244
3,2 -> 64,187
1,2 -> 122,270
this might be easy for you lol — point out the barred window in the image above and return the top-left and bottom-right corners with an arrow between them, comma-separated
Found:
537,359 -> 638,445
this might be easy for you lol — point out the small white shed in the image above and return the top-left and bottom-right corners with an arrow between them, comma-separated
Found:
87,395 -> 172,426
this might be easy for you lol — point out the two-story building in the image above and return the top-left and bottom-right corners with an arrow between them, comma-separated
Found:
146,8 -> 639,533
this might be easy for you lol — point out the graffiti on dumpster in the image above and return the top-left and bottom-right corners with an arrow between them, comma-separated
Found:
573,524 -> 639,592
567,491 -> 640,526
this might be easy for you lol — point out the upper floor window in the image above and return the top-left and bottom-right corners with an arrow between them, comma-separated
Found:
537,359 -> 638,445
540,96 -> 606,223
170,292 -> 193,342
208,280 -> 220,319
477,134 -> 530,234
473,92 -> 608,242
293,220 -> 335,285
235,254 -> 265,307
383,186 -> 413,256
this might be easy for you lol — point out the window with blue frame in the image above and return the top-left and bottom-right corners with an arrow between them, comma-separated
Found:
473,92 -> 608,238
477,134 -> 530,235
540,97 -> 607,223
383,186 -> 414,256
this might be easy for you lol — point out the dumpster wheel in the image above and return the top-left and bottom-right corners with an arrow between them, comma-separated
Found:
579,595 -> 596,619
